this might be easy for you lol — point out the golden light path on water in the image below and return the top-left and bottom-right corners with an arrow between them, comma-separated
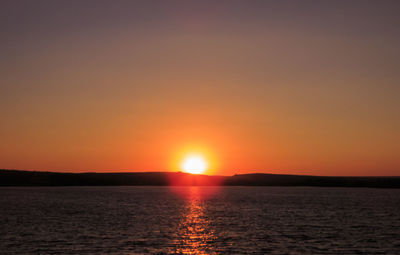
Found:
172,187 -> 218,255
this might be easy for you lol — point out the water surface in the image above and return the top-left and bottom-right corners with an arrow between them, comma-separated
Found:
1,187 -> 399,254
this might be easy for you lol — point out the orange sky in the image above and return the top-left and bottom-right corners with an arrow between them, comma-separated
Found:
1,1 -> 399,176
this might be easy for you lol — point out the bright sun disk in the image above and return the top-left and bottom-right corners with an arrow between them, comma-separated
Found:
181,155 -> 207,174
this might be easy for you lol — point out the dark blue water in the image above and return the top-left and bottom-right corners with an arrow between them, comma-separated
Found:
1,187 -> 399,254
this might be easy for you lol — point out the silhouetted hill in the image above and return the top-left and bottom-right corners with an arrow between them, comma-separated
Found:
226,173 -> 400,188
0,169 -> 399,188
0,170 -> 224,186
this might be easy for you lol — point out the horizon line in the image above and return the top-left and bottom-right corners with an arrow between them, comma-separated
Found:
1,169 -> 399,178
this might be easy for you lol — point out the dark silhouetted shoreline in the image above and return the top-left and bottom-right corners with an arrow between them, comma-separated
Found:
0,169 -> 399,188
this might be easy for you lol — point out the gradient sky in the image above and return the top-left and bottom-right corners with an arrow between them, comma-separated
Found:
1,0 -> 399,176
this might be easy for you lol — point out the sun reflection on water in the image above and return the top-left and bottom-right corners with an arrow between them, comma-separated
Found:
173,187 -> 217,255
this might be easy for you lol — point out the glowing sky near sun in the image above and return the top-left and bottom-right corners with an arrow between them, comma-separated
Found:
0,1 -> 399,176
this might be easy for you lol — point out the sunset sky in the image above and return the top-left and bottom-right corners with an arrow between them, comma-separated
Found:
1,1 -> 399,176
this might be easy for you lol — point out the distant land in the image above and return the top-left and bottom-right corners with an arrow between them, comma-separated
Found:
1,169 -> 399,188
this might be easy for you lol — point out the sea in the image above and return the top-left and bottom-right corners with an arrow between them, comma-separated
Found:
0,186 -> 399,254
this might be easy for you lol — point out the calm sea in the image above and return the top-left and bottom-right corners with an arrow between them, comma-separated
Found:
0,186 -> 399,254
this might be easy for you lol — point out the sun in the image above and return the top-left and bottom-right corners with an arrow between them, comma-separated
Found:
181,155 -> 207,174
